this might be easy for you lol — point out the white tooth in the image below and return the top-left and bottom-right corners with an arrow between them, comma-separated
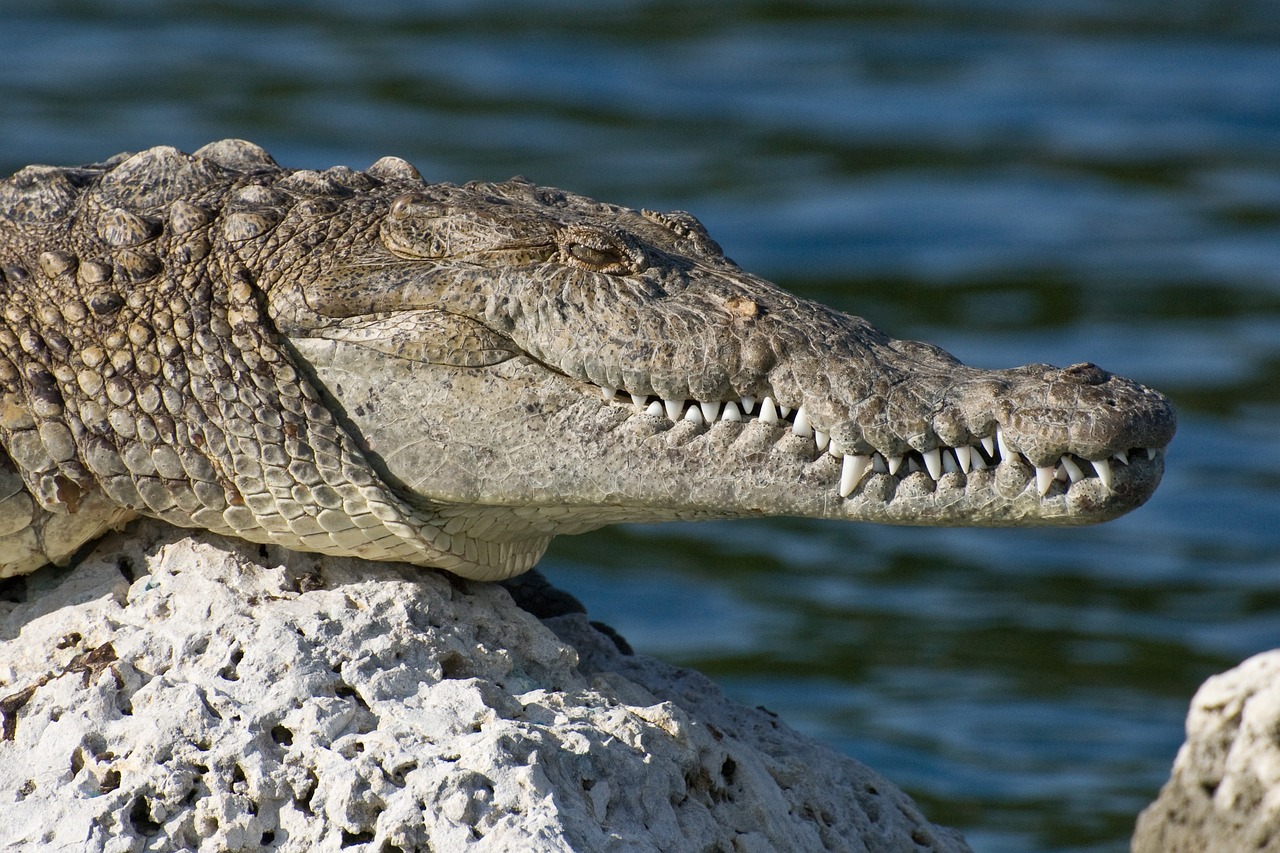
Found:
792,405 -> 814,438
645,400 -> 664,417
996,425 -> 1011,461
954,445 -> 972,473
942,449 -> 960,475
839,454 -> 872,497
969,446 -> 988,470
887,455 -> 904,475
720,401 -> 743,422
829,440 -> 845,458
701,401 -> 722,422
981,436 -> 996,457
1113,449 -> 1129,465
664,398 -> 682,421
684,405 -> 704,424
600,386 -> 617,402
740,395 -> 757,414
1055,465 -> 1069,482
631,393 -> 647,411
871,453 -> 888,474
760,396 -> 780,424
814,429 -> 830,452
779,404 -> 792,418
1036,466 -> 1055,495
923,448 -> 942,479
1146,448 -> 1157,460
1060,455 -> 1085,483
1093,458 -> 1113,489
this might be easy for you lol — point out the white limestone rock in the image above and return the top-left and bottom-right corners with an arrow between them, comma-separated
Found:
0,520 -> 970,852
1133,650 -> 1280,852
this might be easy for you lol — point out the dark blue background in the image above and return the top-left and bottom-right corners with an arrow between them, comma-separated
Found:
4,2 -> 1279,849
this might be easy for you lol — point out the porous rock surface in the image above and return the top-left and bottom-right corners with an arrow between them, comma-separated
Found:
1133,650 -> 1280,852
0,520 -> 969,852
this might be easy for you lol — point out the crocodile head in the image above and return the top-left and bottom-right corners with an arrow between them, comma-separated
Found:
266,169 -> 1174,579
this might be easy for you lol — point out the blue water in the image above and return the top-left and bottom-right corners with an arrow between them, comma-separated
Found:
4,2 -> 1280,850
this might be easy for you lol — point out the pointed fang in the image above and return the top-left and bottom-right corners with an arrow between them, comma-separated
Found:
887,455 -> 904,475
701,401 -> 722,422
1093,458 -> 1113,489
996,426 -> 1012,461
792,405 -> 814,438
923,448 -> 943,480
759,396 -> 780,424
839,454 -> 872,498
600,386 -> 617,402
1036,466 -> 1055,495
814,429 -> 830,452
631,393 -> 647,411
664,398 -> 682,421
1060,456 -> 1085,483
645,400 -> 664,417
954,445 -> 971,473
981,435 -> 996,457
720,401 -> 743,422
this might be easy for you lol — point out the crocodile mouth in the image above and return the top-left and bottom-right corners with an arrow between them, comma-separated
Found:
592,382 -> 1162,501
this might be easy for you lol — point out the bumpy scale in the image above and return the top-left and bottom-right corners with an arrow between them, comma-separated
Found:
0,141 -> 1176,580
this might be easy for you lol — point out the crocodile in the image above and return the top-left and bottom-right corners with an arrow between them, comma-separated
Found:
0,140 -> 1175,582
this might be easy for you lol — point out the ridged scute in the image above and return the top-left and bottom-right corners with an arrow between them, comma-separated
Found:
94,146 -> 228,211
192,139 -> 280,173
97,207 -> 161,248
0,166 -> 90,224
367,156 -> 424,183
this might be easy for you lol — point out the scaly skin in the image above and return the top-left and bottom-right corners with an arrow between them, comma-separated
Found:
0,141 -> 1175,580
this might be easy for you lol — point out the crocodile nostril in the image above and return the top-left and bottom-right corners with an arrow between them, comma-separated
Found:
1060,362 -> 1110,385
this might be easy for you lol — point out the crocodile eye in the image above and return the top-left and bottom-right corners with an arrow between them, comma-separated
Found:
559,226 -> 644,274
566,241 -> 625,269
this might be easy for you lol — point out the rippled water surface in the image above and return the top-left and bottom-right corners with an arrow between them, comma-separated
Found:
4,2 -> 1280,850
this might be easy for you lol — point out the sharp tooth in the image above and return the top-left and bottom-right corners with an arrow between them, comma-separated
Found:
701,401 -> 722,422
969,446 -> 987,470
814,429 -> 830,452
600,386 -> 617,402
1035,466 -> 1055,495
1060,455 -> 1084,483
829,440 -> 845,458
839,454 -> 872,497
871,453 -> 888,474
942,449 -> 960,475
720,401 -> 743,422
996,426 -> 1011,461
760,396 -> 780,424
1055,466 -> 1068,482
631,393 -> 647,411
684,405 -> 704,424
645,400 -> 664,417
981,435 -> 996,457
664,398 -> 683,421
1093,458 -> 1113,489
923,448 -> 942,479
1113,449 -> 1129,465
740,395 -> 757,414
887,455 -> 904,475
954,445 -> 972,473
779,404 -> 792,418
1146,448 -> 1157,460
792,405 -> 814,438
